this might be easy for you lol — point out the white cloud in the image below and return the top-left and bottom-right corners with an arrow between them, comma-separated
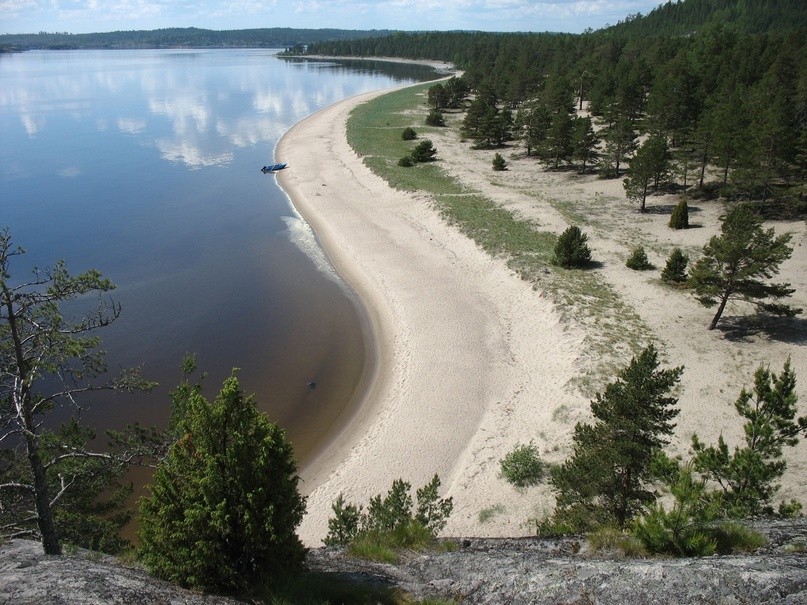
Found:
0,0 -> 39,17
117,117 -> 146,133
1,0 -> 663,33
58,165 -> 81,177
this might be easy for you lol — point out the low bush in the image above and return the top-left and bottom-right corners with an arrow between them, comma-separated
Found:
412,140 -> 437,163
425,109 -> 445,127
711,522 -> 768,555
492,152 -> 507,171
398,155 -> 414,167
499,443 -> 545,488
669,200 -> 689,229
626,246 -> 654,270
552,225 -> 592,268
588,527 -> 647,558
533,516 -> 577,538
348,521 -> 433,563
324,476 -> 453,559
401,126 -> 417,141
660,248 -> 689,284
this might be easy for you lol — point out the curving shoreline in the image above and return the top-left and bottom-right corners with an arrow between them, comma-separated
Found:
275,77 -> 807,547
275,83 -> 582,545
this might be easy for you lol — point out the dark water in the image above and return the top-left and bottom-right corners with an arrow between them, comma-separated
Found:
0,49 -> 438,462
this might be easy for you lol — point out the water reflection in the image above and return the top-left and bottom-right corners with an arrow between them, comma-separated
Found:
0,49 -> 439,463
1,50 -> 438,170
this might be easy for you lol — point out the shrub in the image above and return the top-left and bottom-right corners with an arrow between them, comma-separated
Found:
478,504 -> 505,523
499,443 -> 545,488
534,516 -> 577,538
711,522 -> 767,555
425,109 -> 445,127
492,152 -> 507,171
661,248 -> 689,284
669,200 -> 689,229
415,475 -> 454,535
632,463 -> 718,557
323,494 -> 361,547
411,139 -> 438,162
401,126 -> 417,140
324,475 -> 453,551
588,527 -> 647,557
691,359 -> 805,517
626,246 -> 654,270
552,225 -> 592,268
348,521 -> 433,563
138,369 -> 305,593
365,478 -> 413,533
397,155 -> 414,167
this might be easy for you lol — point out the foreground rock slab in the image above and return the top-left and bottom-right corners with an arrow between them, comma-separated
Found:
308,520 -> 807,604
0,539 -> 244,605
1,520 -> 805,604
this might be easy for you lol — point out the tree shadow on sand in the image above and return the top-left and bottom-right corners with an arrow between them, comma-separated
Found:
641,203 -> 705,228
717,314 -> 807,345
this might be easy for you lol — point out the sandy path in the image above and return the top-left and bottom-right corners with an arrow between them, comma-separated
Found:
277,87 -> 584,543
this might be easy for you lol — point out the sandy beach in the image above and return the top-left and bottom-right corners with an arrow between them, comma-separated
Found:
277,83 -> 807,546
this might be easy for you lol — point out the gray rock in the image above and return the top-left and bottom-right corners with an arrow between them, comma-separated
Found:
307,519 -> 807,604
0,540 -> 245,605
2,519 -> 805,604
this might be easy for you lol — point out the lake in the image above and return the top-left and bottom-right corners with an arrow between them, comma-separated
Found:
0,49 -> 439,462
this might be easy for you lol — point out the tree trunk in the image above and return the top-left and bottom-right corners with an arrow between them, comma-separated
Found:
5,296 -> 61,555
708,295 -> 729,330
25,431 -> 61,555
699,142 -> 708,189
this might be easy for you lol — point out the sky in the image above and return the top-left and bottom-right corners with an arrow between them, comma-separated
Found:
0,0 -> 667,35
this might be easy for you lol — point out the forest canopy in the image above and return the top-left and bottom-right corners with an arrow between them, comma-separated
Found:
300,0 -> 806,214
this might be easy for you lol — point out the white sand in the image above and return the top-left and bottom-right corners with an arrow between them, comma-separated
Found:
277,85 -> 807,545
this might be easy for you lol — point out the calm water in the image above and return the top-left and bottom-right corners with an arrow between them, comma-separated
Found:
0,49 -> 438,462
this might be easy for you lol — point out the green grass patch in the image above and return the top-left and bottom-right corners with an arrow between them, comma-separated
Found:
588,527 -> 648,558
711,522 -> 768,555
348,521 -> 435,564
478,504 -> 506,523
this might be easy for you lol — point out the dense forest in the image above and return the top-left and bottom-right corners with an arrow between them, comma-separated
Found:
300,0 -> 806,214
0,27 -> 393,51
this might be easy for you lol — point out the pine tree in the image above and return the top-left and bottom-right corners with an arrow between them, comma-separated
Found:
689,204 -> 800,330
692,359 -> 806,517
571,116 -> 599,173
669,200 -> 689,229
411,140 -> 437,162
600,117 -> 638,179
550,345 -> 683,530
623,135 -> 669,212
138,367 -> 306,593
661,248 -> 689,284
552,225 -> 592,268
0,229 -> 157,555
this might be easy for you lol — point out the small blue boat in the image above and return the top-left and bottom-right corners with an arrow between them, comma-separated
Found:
261,162 -> 287,173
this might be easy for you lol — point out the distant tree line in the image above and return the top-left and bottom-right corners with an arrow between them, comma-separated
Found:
305,0 -> 807,214
0,27 -> 394,51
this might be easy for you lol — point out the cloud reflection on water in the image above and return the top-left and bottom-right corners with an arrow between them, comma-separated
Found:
1,50 -> 431,170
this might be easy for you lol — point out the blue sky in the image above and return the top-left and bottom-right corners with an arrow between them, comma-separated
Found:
1,1 -> 666,35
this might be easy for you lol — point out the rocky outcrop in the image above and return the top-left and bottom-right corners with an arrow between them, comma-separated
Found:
308,520 -> 807,604
0,539 -> 244,605
2,520 -> 805,604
